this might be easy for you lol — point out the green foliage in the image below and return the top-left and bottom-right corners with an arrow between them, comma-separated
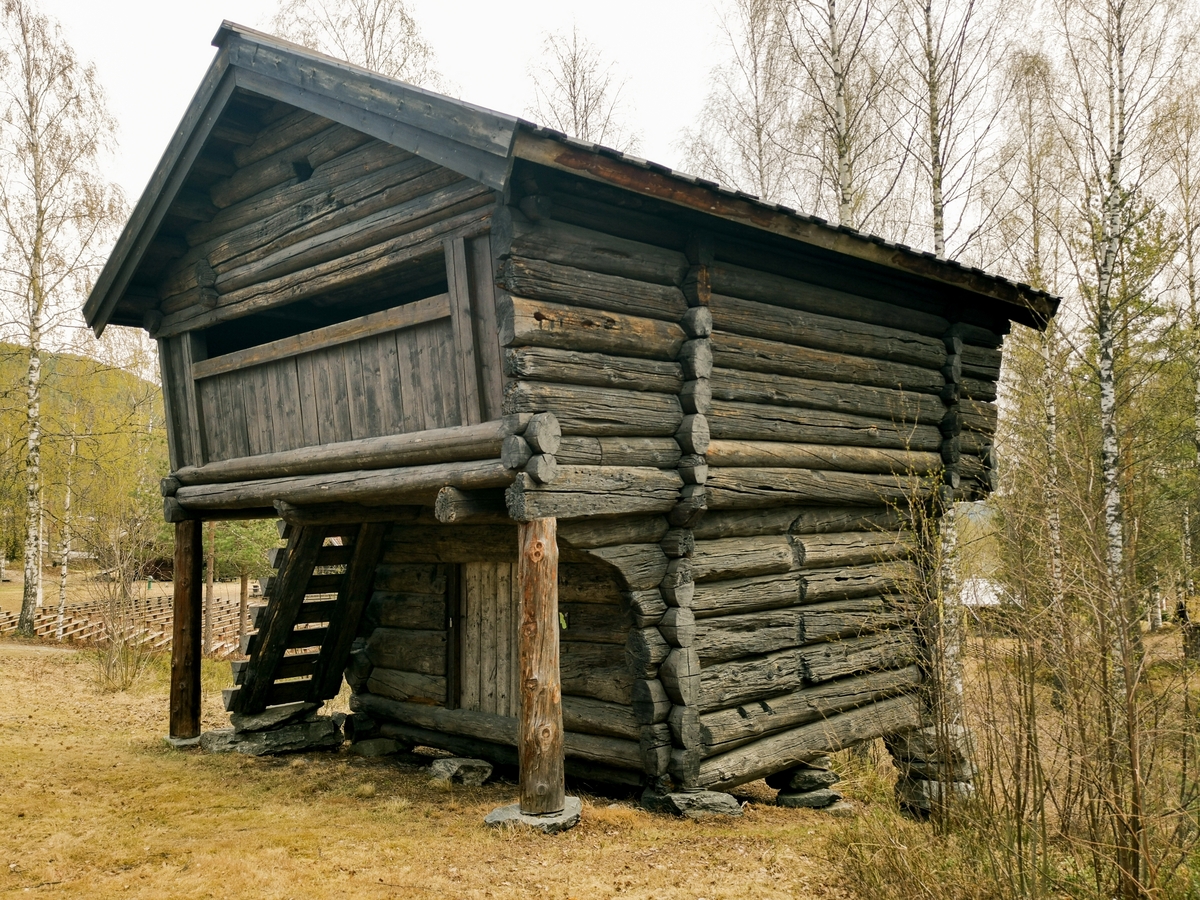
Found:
208,520 -> 280,581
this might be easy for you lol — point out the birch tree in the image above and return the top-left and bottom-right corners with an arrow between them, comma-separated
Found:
678,0 -> 797,203
780,0 -> 912,231
271,0 -> 443,88
893,0 -> 1011,258
0,0 -> 122,637
527,24 -> 640,153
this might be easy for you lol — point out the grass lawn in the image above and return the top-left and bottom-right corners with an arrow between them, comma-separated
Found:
0,641 -> 861,899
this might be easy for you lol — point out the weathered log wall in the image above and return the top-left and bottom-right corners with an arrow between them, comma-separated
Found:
157,114 -> 498,470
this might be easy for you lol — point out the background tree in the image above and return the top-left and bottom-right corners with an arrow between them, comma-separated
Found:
527,24 -> 640,153
270,0 -> 443,88
0,0 -> 123,637
679,0 -> 797,203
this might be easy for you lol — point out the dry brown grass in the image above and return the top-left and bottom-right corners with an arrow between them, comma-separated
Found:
0,642 -> 861,899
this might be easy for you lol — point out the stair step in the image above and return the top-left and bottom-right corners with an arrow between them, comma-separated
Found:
231,652 -> 319,685
223,678 -> 314,712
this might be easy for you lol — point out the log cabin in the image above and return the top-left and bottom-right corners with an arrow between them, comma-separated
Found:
83,22 -> 1057,813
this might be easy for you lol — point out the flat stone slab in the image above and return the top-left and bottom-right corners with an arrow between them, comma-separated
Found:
767,767 -> 840,792
429,757 -> 493,786
230,701 -> 320,734
485,796 -> 582,833
164,735 -> 201,750
641,790 -> 743,819
200,717 -> 342,756
349,737 -> 402,758
777,788 -> 843,809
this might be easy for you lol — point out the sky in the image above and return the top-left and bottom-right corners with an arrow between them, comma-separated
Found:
36,0 -> 724,205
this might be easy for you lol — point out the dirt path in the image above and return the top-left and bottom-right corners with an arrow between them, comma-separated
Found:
0,641 -> 859,900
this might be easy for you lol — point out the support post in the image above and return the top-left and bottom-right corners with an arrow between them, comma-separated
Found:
517,517 -> 566,815
484,516 -> 580,831
169,519 -> 203,746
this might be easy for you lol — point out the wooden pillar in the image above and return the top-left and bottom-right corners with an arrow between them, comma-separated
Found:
169,519 -> 203,742
517,517 -> 565,815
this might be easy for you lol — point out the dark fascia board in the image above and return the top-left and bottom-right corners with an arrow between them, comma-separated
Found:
84,21 -> 520,335
83,52 -> 235,335
511,130 -> 1060,329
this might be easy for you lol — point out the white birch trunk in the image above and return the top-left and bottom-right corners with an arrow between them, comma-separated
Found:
16,308 -> 42,636
826,0 -> 854,226
923,0 -> 946,258
55,434 -> 75,641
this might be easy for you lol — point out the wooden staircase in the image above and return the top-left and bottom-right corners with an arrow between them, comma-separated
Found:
224,522 -> 387,715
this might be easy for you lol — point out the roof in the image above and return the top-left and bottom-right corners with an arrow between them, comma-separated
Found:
84,21 -> 1059,335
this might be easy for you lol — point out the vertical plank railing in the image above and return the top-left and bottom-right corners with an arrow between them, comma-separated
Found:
170,520 -> 203,742
517,517 -> 566,815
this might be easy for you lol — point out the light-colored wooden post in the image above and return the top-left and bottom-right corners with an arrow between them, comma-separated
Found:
169,519 -> 203,744
517,517 -> 565,815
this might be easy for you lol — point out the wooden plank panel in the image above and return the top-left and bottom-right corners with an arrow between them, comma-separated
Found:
468,235 -> 505,420
243,364 -> 275,457
496,562 -> 514,717
191,293 -> 451,379
342,340 -> 372,441
294,352 -> 322,448
510,564 -> 521,717
224,373 -> 251,460
479,562 -> 497,714
445,237 -> 481,425
356,333 -> 393,437
395,327 -> 428,433
180,333 -> 208,465
460,563 -> 481,710
435,319 -> 463,427
196,376 -> 224,463
266,357 -> 303,452
313,346 -> 353,445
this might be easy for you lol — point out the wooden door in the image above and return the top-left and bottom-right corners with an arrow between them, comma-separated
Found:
458,562 -> 519,716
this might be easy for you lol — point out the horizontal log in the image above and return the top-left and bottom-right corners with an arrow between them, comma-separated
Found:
961,377 -> 997,402
802,562 -> 920,602
561,640 -> 634,704
691,506 -> 905,540
633,679 -> 671,724
961,344 -> 1002,379
174,417 -> 530,486
507,467 -> 683,521
698,650 -> 802,713
499,295 -> 686,361
188,137 -> 408,245
175,459 -> 513,511
374,564 -> 447,595
507,217 -> 689,286
710,368 -> 946,426
706,467 -> 928,509
562,695 -> 641,741
365,591 -> 446,632
707,401 -> 943,451
505,346 -> 683,393
157,201 -> 493,338
366,668 -> 446,705
691,572 -> 803,619
583,543 -> 670,591
693,609 -> 801,664
365,628 -> 447,676
709,261 -> 950,336
232,109 -> 338,168
381,524 -> 517,564
798,628 -> 918,682
502,255 -> 688,321
559,601 -> 633,644
797,531 -> 915,569
798,598 -> 911,643
659,647 -> 701,706
356,693 -> 643,768
626,626 -> 671,677
699,665 -> 923,755
706,440 -> 941,475
697,694 -> 924,789
558,565 -> 622,604
627,589 -> 667,627
504,382 -> 683,437
960,399 -> 998,435
692,536 -> 801,582
712,331 -> 944,393
709,294 -> 946,369
275,501 -> 422,526
432,487 -> 508,524
559,516 -> 669,549
555,436 -> 682,468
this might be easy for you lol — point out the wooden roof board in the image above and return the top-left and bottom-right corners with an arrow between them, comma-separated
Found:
84,20 -> 1058,336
